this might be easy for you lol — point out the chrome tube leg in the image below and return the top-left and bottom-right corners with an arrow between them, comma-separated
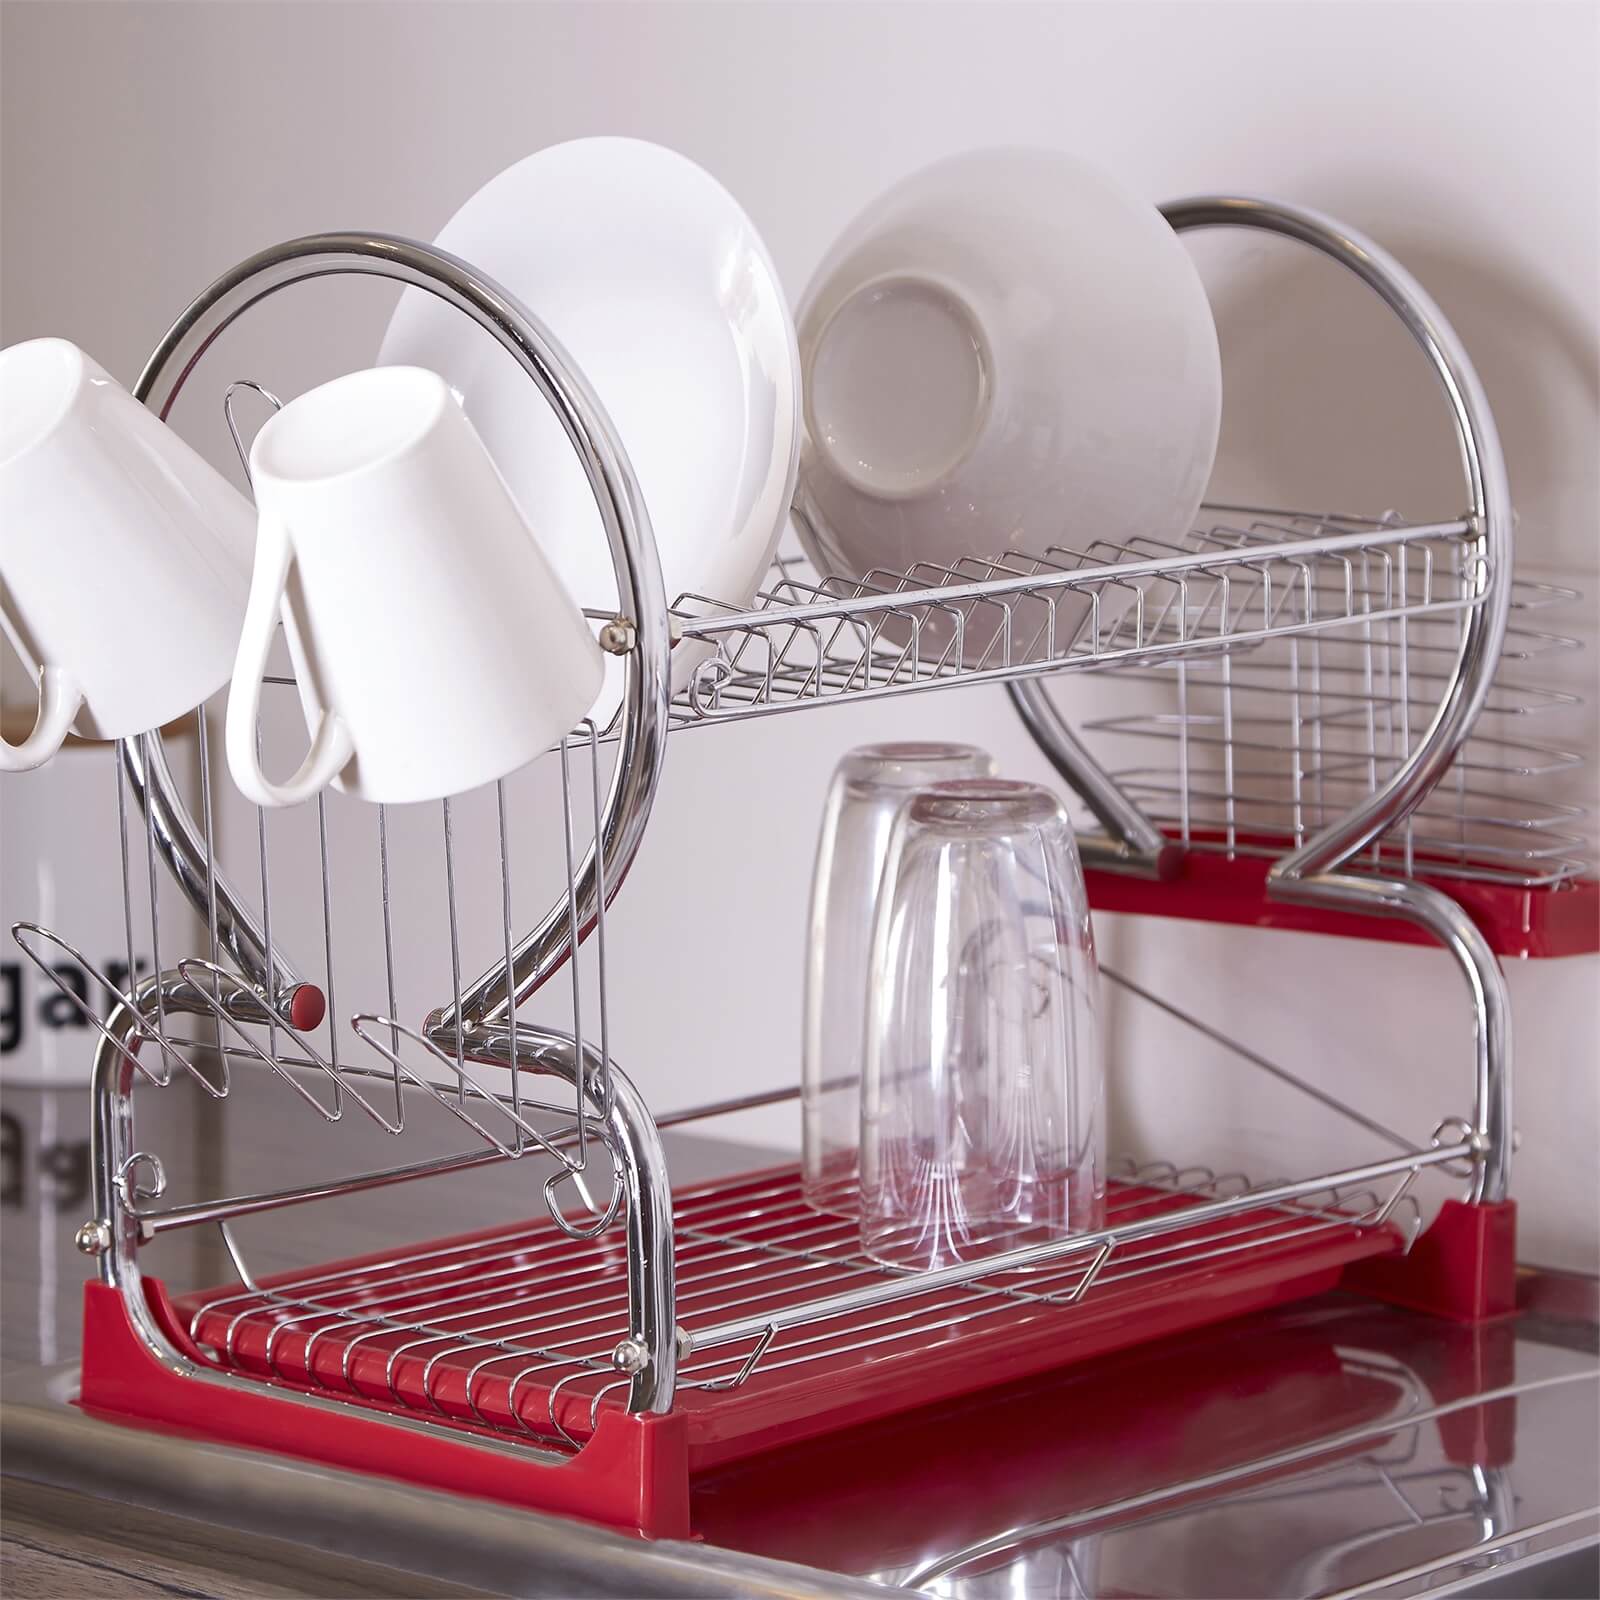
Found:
88,982 -> 152,1290
458,1021 -> 678,1415
1268,872 -> 1511,1202
1156,200 -> 1515,1204
88,966 -> 243,1290
87,974 -> 678,1413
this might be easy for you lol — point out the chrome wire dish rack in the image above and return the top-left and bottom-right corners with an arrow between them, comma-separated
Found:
12,196 -> 1566,1538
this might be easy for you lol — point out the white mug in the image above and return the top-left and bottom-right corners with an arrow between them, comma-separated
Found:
0,338 -> 255,770
226,366 -> 603,808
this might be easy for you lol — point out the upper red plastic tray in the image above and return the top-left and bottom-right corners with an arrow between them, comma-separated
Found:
1085,831 -> 1597,959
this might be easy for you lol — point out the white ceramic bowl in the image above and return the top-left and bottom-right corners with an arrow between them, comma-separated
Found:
381,137 -> 801,728
795,148 -> 1221,661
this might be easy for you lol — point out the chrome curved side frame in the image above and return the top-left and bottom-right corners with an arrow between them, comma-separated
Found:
1012,196 -> 1515,1200
128,232 -> 672,1034
1007,679 -> 1179,878
456,1019 -> 679,1411
1153,198 -> 1513,882
1021,194 -> 1517,876
90,968 -> 679,1416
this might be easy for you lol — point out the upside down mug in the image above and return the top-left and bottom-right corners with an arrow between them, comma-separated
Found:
225,365 -> 604,808
0,338 -> 255,771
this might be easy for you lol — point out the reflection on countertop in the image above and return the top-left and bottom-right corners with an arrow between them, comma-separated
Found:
696,1286 -> 1598,1595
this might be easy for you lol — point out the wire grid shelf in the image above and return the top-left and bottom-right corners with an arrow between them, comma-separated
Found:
666,505 -> 1488,727
172,1157 -> 1417,1463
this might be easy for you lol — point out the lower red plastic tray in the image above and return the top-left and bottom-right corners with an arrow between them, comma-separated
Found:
168,1165 -> 1406,1474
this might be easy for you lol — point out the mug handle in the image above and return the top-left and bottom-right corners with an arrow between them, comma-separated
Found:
225,514 -> 354,808
0,661 -> 84,772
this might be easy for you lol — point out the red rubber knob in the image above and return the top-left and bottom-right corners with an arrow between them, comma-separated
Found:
287,984 -> 327,1032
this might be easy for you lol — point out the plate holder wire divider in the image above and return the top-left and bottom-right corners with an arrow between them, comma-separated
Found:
10,199 -> 1536,1537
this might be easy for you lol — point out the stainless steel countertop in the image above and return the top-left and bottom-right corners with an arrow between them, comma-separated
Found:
3,1076 -> 1597,1598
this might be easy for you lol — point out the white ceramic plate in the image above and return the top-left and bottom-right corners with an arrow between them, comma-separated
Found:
381,137 -> 801,728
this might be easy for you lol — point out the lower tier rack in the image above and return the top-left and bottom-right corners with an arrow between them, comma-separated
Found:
161,1161 -> 1407,1475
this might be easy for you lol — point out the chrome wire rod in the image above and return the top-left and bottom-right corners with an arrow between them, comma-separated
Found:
133,1081 -> 804,1238
682,1143 -> 1467,1356
678,519 -> 1470,638
1101,964 -> 1417,1152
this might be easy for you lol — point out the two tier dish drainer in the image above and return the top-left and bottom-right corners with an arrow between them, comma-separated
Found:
14,197 -> 1593,1538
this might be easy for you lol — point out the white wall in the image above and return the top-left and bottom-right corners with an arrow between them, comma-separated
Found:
3,1 -> 1595,1268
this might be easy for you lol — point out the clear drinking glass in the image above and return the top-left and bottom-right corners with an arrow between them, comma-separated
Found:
803,742 -> 996,1216
860,778 -> 1105,1269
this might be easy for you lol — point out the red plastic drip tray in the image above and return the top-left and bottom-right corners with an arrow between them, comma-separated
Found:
172,1165 -> 1406,1470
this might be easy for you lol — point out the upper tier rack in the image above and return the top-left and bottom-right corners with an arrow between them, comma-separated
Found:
97,195 -> 1519,1037
667,507 -> 1487,728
